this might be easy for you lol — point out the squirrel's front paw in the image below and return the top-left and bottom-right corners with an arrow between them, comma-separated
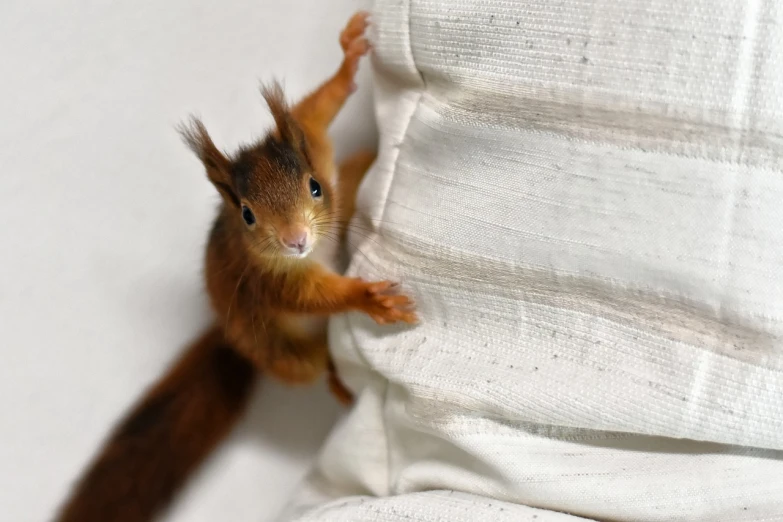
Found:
340,11 -> 370,54
356,280 -> 418,325
339,12 -> 371,92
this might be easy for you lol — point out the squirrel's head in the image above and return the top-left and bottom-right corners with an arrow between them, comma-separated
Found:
180,82 -> 334,260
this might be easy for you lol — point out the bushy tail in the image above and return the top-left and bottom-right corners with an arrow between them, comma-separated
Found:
55,326 -> 257,522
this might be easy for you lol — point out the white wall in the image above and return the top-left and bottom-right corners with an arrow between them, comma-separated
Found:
0,1 -> 373,520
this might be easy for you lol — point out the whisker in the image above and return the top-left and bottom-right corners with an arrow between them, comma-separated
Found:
320,228 -> 389,276
224,260 -> 252,336
343,226 -> 399,256
320,232 -> 383,276
250,286 -> 259,354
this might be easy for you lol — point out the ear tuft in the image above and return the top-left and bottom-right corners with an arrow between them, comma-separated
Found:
178,117 -> 225,171
259,80 -> 287,130
177,117 -> 239,207
259,80 -> 303,148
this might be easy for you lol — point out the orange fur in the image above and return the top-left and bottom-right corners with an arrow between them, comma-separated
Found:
54,12 -> 417,522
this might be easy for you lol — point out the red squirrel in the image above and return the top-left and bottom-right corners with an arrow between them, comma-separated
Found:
55,12 -> 417,522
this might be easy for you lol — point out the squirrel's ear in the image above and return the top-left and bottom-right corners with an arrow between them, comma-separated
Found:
178,118 -> 239,207
260,80 -> 306,152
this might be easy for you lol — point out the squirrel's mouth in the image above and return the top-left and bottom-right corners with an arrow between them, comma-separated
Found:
283,246 -> 312,259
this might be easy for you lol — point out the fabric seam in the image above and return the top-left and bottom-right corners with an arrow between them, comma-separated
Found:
371,0 -> 426,496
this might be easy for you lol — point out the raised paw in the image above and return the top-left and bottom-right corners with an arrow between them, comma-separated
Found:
338,12 -> 371,92
340,11 -> 370,52
358,280 -> 418,325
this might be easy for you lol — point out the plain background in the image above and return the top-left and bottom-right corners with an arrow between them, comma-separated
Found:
0,0 -> 373,520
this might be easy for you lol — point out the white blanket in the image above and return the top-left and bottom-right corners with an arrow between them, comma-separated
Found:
278,0 -> 783,520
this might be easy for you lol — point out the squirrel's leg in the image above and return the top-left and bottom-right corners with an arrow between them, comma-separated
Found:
265,334 -> 354,405
292,12 -> 370,149
326,358 -> 354,405
335,149 -> 377,235
273,265 -> 417,325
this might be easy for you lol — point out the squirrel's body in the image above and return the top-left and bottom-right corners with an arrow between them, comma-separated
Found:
204,145 -> 381,389
55,13 -> 416,522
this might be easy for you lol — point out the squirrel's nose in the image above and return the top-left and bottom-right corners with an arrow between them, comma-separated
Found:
281,228 -> 310,253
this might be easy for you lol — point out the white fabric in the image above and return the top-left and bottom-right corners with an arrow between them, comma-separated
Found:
279,0 -> 783,520
0,1 -> 371,521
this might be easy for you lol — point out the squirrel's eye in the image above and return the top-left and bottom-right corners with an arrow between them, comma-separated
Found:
309,177 -> 322,198
241,205 -> 256,226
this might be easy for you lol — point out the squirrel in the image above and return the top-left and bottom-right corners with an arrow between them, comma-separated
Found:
55,12 -> 417,522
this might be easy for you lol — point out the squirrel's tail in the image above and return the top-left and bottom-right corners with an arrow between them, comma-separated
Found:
55,326 -> 257,522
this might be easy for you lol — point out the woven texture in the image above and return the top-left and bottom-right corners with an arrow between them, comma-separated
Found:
279,0 -> 783,520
